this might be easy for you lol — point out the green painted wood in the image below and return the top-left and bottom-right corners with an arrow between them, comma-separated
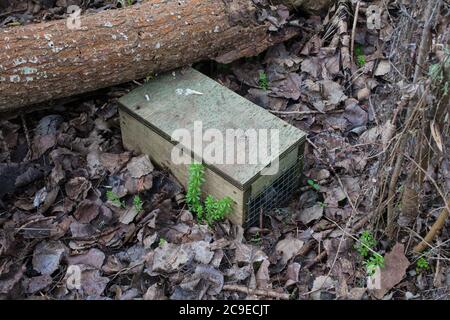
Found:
119,67 -> 306,187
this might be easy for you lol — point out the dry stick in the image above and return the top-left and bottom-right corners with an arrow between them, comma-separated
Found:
305,251 -> 327,268
385,88 -> 428,238
350,0 -> 361,64
222,285 -> 290,300
413,1 -> 441,83
401,152 -> 450,253
399,0 -> 444,234
384,0 -> 438,237
20,114 -> 31,158
414,197 -> 450,253
269,110 -> 344,115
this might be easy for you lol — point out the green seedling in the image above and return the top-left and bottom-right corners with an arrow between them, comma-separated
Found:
106,190 -> 125,208
133,195 -> 143,212
186,163 -> 205,219
364,253 -> 385,276
258,71 -> 269,90
307,179 -> 320,191
120,0 -> 133,6
144,74 -> 155,82
355,44 -> 366,67
355,230 -> 377,258
355,230 -> 385,277
186,163 -> 233,225
204,195 -> 233,225
158,238 -> 167,247
416,257 -> 430,273
250,232 -> 262,245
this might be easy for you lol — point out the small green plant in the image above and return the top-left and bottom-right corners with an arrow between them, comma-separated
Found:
250,232 -> 262,245
307,179 -> 320,191
144,74 -> 155,82
355,230 -> 385,276
186,163 -> 233,225
355,44 -> 366,67
317,201 -> 326,208
258,71 -> 269,90
416,257 -> 430,273
186,163 -> 205,218
158,238 -> 167,247
133,195 -> 143,212
204,195 -> 233,225
364,253 -> 385,276
106,190 -> 125,208
117,0 -> 133,7
355,230 -> 377,258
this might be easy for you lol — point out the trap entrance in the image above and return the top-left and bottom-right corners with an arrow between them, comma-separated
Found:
118,68 -> 306,226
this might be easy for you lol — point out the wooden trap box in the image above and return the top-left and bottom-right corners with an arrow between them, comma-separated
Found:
118,68 -> 306,226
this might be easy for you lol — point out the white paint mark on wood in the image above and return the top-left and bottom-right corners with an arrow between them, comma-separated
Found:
13,58 -> 27,66
21,67 -> 38,75
10,75 -> 20,83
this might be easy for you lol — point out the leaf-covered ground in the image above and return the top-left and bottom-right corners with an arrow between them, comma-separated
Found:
0,0 -> 449,300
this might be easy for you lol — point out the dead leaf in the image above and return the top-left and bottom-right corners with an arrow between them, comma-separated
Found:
234,242 -> 268,265
191,241 -> 214,264
126,155 -> 154,178
301,58 -> 320,78
119,206 -> 139,225
298,204 -> 323,224
66,248 -> 105,269
319,80 -> 347,107
285,262 -> 301,287
32,241 -> 67,275
344,101 -> 368,128
430,121 -> 444,153
256,259 -> 271,289
311,275 -> 337,300
65,177 -> 91,201
152,242 -> 193,273
374,59 -> 391,76
270,73 -> 302,100
143,283 -> 167,300
81,269 -> 109,297
0,264 -> 25,294
372,243 -> 410,299
23,274 -> 53,294
32,134 -> 56,159
275,237 -> 304,265
73,200 -> 100,223
100,152 -> 131,174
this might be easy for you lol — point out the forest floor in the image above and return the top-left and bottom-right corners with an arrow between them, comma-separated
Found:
0,0 -> 449,300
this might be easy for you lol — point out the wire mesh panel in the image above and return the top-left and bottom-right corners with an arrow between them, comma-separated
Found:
245,157 -> 303,227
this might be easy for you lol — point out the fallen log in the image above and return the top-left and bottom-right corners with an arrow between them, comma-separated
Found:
0,0 -> 305,114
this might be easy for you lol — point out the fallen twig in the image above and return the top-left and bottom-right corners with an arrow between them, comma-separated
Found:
222,285 -> 290,300
413,201 -> 449,254
270,109 -> 344,115
350,1 -> 361,64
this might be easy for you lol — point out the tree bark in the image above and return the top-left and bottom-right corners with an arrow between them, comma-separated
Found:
0,0 -> 301,113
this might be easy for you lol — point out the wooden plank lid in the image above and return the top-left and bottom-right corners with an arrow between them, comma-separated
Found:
119,68 -> 306,187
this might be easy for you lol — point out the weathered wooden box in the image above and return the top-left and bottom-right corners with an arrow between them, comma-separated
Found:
118,68 -> 306,226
